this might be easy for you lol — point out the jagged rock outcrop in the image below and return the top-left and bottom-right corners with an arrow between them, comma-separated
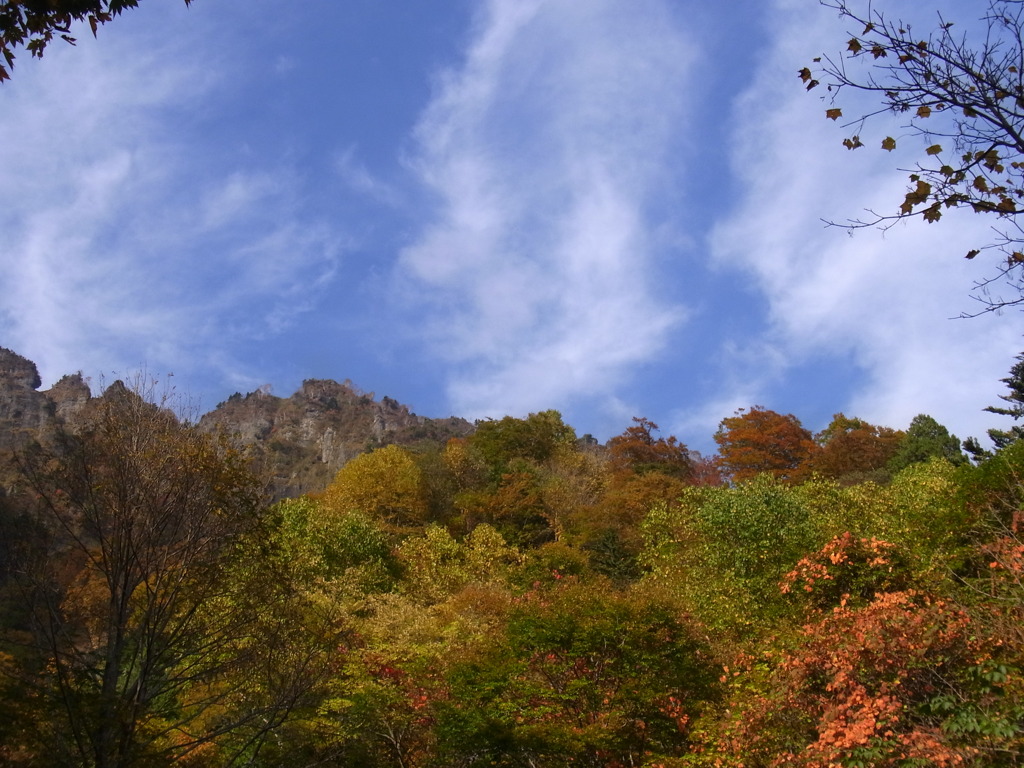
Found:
46,373 -> 92,430
0,348 -> 98,454
199,378 -> 473,499
0,347 -> 52,451
0,348 -> 473,500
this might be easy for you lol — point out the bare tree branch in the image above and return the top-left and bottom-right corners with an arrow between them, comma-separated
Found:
806,0 -> 1024,313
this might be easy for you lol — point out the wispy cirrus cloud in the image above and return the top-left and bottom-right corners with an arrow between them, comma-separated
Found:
0,6 -> 339,389
398,0 -> 694,420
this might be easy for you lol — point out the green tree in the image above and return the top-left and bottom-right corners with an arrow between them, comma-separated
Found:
967,351 -> 1024,458
272,496 -> 399,596
436,583 -> 719,767
469,410 -> 576,480
396,524 -> 520,605
888,413 -> 967,473
689,476 -> 823,631
0,0 -> 192,82
641,476 -> 827,642
804,0 -> 1024,311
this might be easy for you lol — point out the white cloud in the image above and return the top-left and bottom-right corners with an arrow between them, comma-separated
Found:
399,0 -> 693,419
335,146 -> 400,205
0,7 -> 339,390
710,0 -> 1022,443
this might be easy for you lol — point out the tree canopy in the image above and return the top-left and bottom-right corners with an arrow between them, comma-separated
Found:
2,387 -> 1022,765
714,406 -> 819,483
810,412 -> 904,484
888,413 -> 967,473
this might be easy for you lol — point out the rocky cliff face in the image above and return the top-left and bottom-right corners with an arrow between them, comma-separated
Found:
0,347 -> 48,452
0,348 -> 473,499
0,348 -> 92,452
198,378 -> 473,499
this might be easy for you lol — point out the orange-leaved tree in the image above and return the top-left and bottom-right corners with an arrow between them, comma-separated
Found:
714,406 -> 819,484
606,417 -> 693,480
809,412 -> 904,484
706,525 -> 1024,767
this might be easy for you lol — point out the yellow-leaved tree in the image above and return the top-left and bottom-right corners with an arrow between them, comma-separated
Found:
323,444 -> 429,530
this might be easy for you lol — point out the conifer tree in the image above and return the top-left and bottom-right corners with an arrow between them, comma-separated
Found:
985,352 -> 1024,449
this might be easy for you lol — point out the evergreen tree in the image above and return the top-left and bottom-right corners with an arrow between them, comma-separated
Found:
985,352 -> 1024,449
964,352 -> 1024,460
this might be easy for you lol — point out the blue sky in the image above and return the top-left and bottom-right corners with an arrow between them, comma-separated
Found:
1,0 -> 1020,454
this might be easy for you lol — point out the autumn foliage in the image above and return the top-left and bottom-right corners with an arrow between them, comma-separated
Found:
725,590 -> 979,767
810,413 -> 904,483
607,417 -> 693,480
714,405 -> 819,483
805,0 -> 1024,311
2,394 -> 1023,766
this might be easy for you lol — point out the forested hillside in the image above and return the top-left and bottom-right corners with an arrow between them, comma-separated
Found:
1,347 -> 1022,766
5,0 -> 1024,764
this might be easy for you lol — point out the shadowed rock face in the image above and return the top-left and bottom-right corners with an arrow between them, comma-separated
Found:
0,349 -> 94,453
0,348 -> 472,500
0,347 -> 50,451
198,379 -> 473,500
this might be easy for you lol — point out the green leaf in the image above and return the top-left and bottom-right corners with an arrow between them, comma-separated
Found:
926,144 -> 942,155
881,136 -> 897,151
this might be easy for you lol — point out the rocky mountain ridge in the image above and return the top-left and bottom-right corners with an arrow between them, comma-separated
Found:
0,348 -> 91,453
198,377 -> 473,498
0,347 -> 473,498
